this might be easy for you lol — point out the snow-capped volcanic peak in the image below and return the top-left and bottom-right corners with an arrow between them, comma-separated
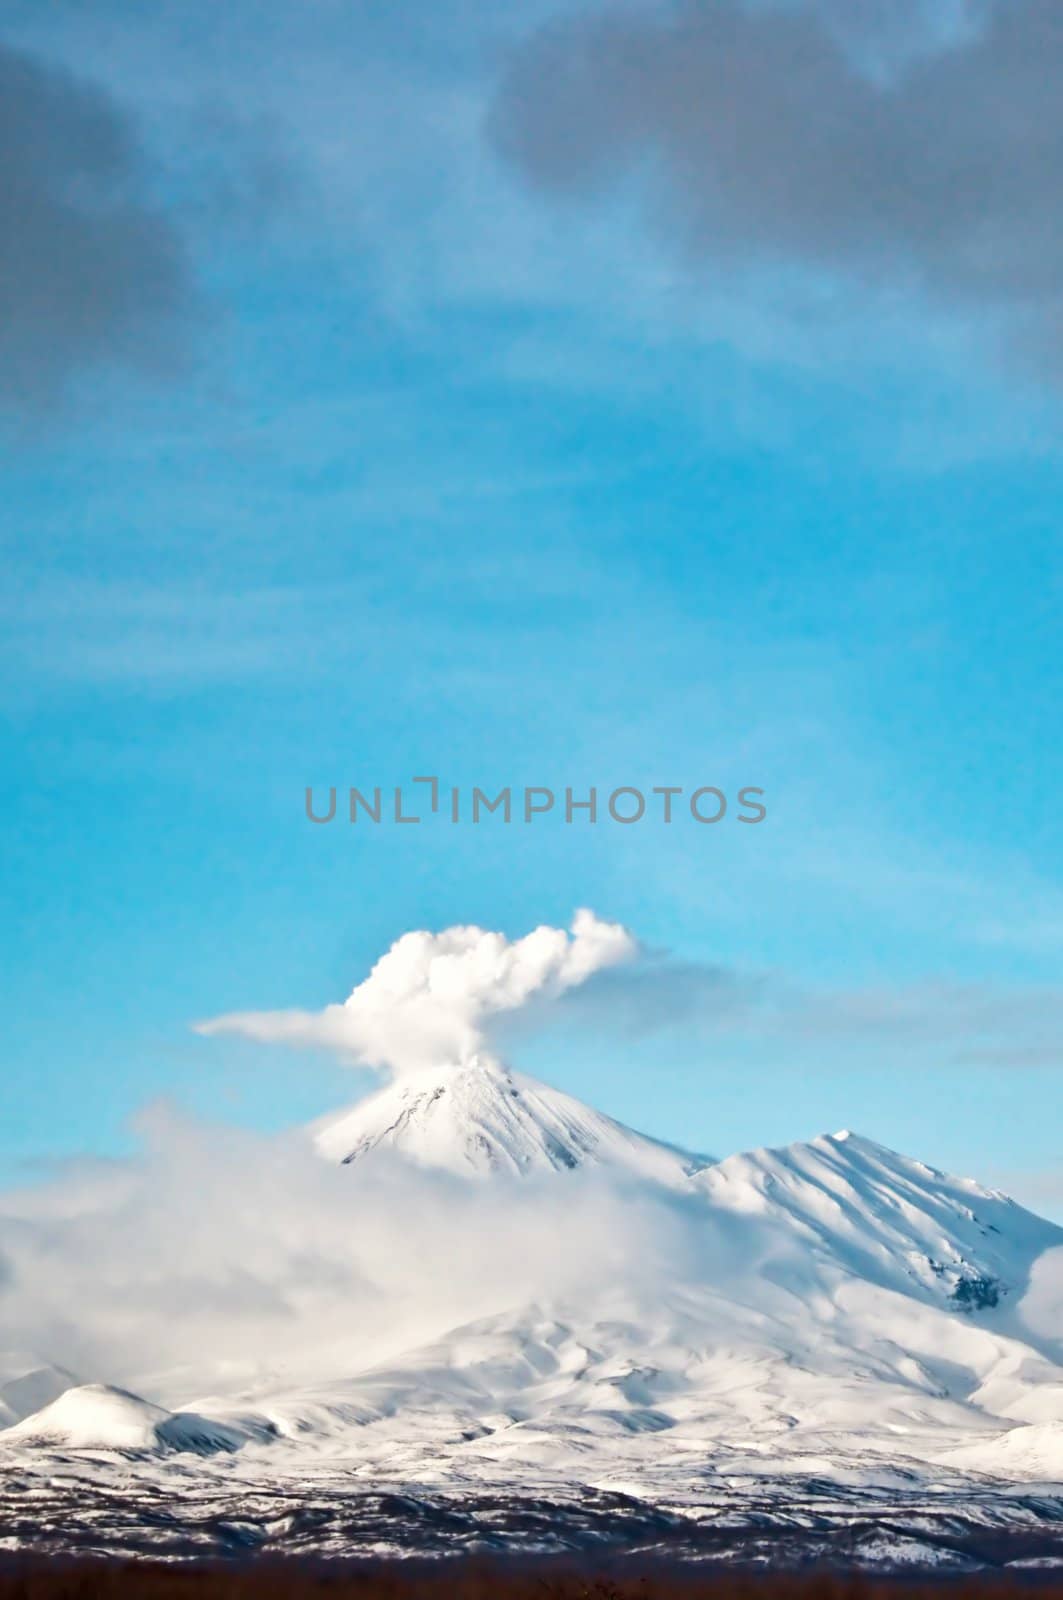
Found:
313,1054 -> 712,1183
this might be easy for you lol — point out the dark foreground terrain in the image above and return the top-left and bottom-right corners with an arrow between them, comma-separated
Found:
3,1564 -> 1063,1600
3,1470 -> 1063,1572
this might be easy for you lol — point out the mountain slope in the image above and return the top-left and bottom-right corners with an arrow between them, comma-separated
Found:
699,1129 -> 1061,1314
0,1355 -> 79,1429
208,1122 -> 1062,1472
313,1054 -> 713,1184
192,1082 -> 1063,1486
4,1059 -> 1063,1570
296,1083 -> 1063,1490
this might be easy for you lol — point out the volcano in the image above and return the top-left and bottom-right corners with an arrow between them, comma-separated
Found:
312,1053 -> 714,1183
4,1058 -> 1063,1567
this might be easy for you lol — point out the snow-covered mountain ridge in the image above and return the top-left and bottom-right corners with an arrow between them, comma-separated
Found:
315,1058 -> 1056,1326
700,1128 -> 1054,1312
3,1057 -> 1063,1567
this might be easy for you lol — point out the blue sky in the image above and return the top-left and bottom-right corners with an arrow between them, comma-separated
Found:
2,0 -> 1061,1210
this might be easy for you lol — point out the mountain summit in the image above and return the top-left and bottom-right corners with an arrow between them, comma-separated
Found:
312,1054 -> 713,1184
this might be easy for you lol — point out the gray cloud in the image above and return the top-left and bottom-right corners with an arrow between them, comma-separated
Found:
511,955 -> 1063,1075
0,42 -> 194,413
526,954 -> 767,1039
489,0 -> 1063,369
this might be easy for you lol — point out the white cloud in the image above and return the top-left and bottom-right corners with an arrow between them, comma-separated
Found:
197,908 -> 636,1076
1020,1245 -> 1063,1349
0,1103 -> 692,1398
